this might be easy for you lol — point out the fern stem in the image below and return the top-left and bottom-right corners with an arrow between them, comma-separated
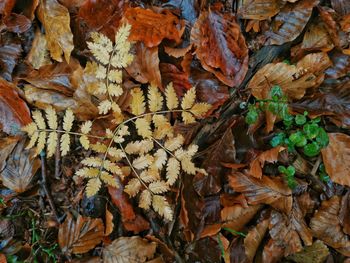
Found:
120,109 -> 186,126
36,129 -> 107,140
105,43 -> 117,103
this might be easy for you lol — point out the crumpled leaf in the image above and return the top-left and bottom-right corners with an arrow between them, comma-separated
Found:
229,172 -> 292,214
0,78 -> 32,135
265,0 -> 318,45
244,218 -> 270,261
125,43 -> 162,89
310,196 -> 350,256
331,0 -> 350,15
191,9 -> 249,87
0,139 -> 40,193
238,0 -> 286,20
321,133 -> 350,187
0,35 -> 22,81
103,236 -> 157,263
287,240 -> 329,263
248,62 -> 317,100
301,21 -> 334,52
37,0 -> 74,63
27,30 -> 51,69
325,52 -> 350,79
58,213 -> 104,255
122,7 -> 185,48
0,136 -> 18,172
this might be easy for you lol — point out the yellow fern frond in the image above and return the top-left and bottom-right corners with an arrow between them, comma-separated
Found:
111,24 -> 133,68
125,140 -> 153,155
98,100 -> 112,115
124,178 -> 141,197
133,154 -> 154,170
181,87 -> 196,110
130,87 -> 146,115
152,115 -> 173,140
103,160 -> 123,175
190,103 -> 211,117
148,84 -> 163,112
60,133 -> 70,156
36,131 -> 46,155
135,117 -> 152,138
81,121 -> 92,134
108,147 -> 125,160
108,84 -> 123,97
32,111 -> 46,130
149,181 -> 169,194
108,69 -> 122,83
95,82 -> 107,95
22,122 -> 38,136
63,109 -> 74,132
186,144 -> 199,158
95,64 -> 107,79
152,195 -> 173,221
80,135 -> 90,150
87,32 -> 113,65
47,132 -> 58,158
166,157 -> 180,185
140,169 -> 159,183
82,157 -> 103,167
86,177 -> 101,197
139,190 -> 152,210
154,149 -> 167,170
90,142 -> 108,153
181,156 -> 196,175
113,125 -> 130,143
26,130 -> 39,149
182,111 -> 196,124
45,106 -> 58,130
165,82 -> 178,110
164,134 -> 184,151
100,171 -> 119,188
76,167 -> 99,178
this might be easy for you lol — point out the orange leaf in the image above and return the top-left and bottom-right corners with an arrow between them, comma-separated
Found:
123,7 -> 185,48
0,78 -> 31,135
321,133 -> 350,187
244,218 -> 269,261
58,213 -> 104,254
301,22 -> 334,52
191,10 -> 249,87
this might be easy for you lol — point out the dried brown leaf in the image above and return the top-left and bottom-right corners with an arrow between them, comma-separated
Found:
287,240 -> 329,263
238,0 -> 285,20
244,218 -> 269,262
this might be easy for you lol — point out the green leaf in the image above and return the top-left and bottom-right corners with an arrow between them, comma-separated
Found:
303,123 -> 320,140
304,142 -> 320,157
295,114 -> 307,125
269,85 -> 283,98
268,102 -> 280,115
222,227 -> 246,237
245,108 -> 259,124
289,131 -> 307,147
270,133 -> 285,147
316,128 -> 329,148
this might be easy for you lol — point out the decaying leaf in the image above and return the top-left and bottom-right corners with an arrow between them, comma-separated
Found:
229,172 -> 292,214
103,236 -> 157,263
191,9 -> 249,87
37,0 -> 74,63
244,218 -> 270,261
238,0 -> 286,20
287,240 -> 329,263
58,213 -> 104,254
321,133 -> 350,187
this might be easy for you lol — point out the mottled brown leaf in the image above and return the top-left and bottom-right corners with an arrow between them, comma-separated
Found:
103,236 -> 157,263
301,22 -> 334,52
122,7 -> 185,48
325,52 -> 350,79
340,191 -> 350,235
238,0 -> 285,20
58,213 -> 104,255
321,133 -> 350,186
0,78 -> 32,135
244,218 -> 269,261
191,9 -> 248,87
0,35 -> 22,82
310,196 -> 350,256
0,136 -> 18,172
331,0 -> 350,15
287,240 -> 329,263
265,0 -> 318,45
221,204 -> 262,231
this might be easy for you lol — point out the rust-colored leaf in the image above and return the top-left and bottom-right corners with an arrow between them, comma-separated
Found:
103,236 -> 157,263
262,239 -> 285,263
265,0 -> 318,45
331,0 -> 350,15
318,6 -> 340,47
105,208 -> 114,236
191,9 -> 249,87
244,218 -> 269,261
321,133 -> 350,187
0,136 -> 18,171
229,172 -> 292,214
122,7 -> 185,48
301,22 -> 334,52
58,213 -> 104,255
238,0 -> 286,20
125,43 -> 162,89
221,204 -> 263,230
249,146 -> 285,179
0,78 -> 32,135
0,139 -> 40,193
37,0 -> 74,63
310,196 -> 350,256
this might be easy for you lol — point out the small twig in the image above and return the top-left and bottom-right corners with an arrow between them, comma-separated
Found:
40,151 -> 60,223
311,155 -> 322,176
54,132 -> 61,180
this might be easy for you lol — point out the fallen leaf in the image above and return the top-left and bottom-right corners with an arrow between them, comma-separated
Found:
262,239 -> 285,263
2,13 -> 31,33
0,136 -> 18,171
58,213 -> 104,254
325,52 -> 350,79
0,139 -> 40,193
287,240 -> 329,263
301,22 -> 334,52
318,6 -> 340,47
191,9 -> 249,87
163,0 -> 198,25
331,0 -> 350,15
340,191 -> 350,235
244,218 -> 270,261
103,236 -> 157,263
26,30 -> 51,69
126,43 -> 162,89
0,35 -> 22,81
238,0 -> 285,20
160,63 -> 192,95
221,204 -> 263,230
122,7 -> 185,48
0,78 -> 32,135
187,237 -> 222,263
229,172 -> 292,214
265,0 -> 318,45
249,146 -> 285,179
321,133 -> 350,187
310,196 -> 350,256
37,0 -> 74,63
105,208 -> 114,236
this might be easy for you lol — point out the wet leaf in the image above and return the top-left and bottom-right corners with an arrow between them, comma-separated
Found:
244,218 -> 269,261
103,236 -> 157,263
301,22 -> 334,52
122,7 -> 185,48
229,172 -> 292,214
331,0 -> 350,15
238,0 -> 286,20
0,78 -> 32,135
0,35 -> 22,81
325,52 -> 350,79
0,136 -> 18,172
310,196 -> 350,256
321,133 -> 350,187
265,0 -> 318,45
191,9 -> 249,86
37,0 -> 74,63
0,139 -> 40,193
287,240 -> 329,263
58,213 -> 104,255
